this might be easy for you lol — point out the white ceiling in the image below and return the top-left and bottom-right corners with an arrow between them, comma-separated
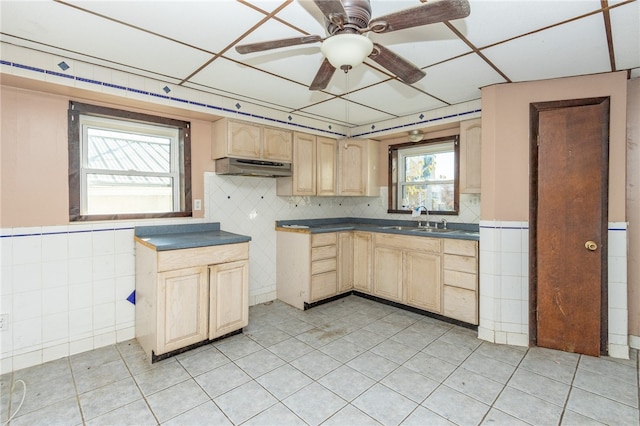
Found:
1,0 -> 638,131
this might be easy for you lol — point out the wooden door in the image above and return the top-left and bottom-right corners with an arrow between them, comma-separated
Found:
227,120 -> 262,159
373,246 -> 403,302
157,266 -> 208,354
263,127 -> 292,162
292,132 -> 316,195
530,97 -> 609,356
338,139 -> 366,195
404,250 -> 441,312
209,260 -> 249,339
317,137 -> 337,196
337,232 -> 354,292
353,232 -> 373,293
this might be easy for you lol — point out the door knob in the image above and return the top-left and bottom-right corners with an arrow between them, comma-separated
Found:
585,241 -> 598,251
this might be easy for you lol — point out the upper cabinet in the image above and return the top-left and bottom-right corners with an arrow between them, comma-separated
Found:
277,133 -> 338,196
459,118 -> 481,194
212,118 -> 292,162
338,139 -> 379,196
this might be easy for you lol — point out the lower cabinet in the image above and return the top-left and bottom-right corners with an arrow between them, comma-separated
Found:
157,266 -> 209,355
373,233 -> 442,311
353,232 -> 373,293
135,242 -> 249,360
209,260 -> 249,339
443,239 -> 479,324
276,228 -> 477,325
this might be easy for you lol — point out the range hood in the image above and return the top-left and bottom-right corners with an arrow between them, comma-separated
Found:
215,157 -> 292,177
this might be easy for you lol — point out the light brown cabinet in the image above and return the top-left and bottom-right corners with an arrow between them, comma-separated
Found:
276,228 -> 477,325
460,118 -> 481,194
443,239 -> 478,324
373,233 -> 442,310
277,134 -> 337,196
338,139 -> 379,196
212,118 -> 292,162
135,241 -> 250,360
209,260 -> 249,339
337,232 -> 354,293
353,232 -> 373,293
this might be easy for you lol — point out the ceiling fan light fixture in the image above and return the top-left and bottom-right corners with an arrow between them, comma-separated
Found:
408,129 -> 424,143
321,34 -> 373,70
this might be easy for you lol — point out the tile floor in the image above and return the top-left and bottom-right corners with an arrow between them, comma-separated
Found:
1,295 -> 638,426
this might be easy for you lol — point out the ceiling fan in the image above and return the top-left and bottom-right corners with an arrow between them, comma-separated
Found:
235,0 -> 470,90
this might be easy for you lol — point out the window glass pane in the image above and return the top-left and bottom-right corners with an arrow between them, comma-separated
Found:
87,128 -> 171,173
404,152 -> 454,182
86,174 -> 173,214
401,183 -> 455,211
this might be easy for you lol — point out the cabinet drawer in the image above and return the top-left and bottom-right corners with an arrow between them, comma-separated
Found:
374,233 -> 441,253
312,232 -> 337,247
444,239 -> 477,256
444,285 -> 477,324
443,254 -> 477,274
311,271 -> 337,301
444,270 -> 477,291
312,258 -> 337,275
311,245 -> 337,261
158,243 -> 249,272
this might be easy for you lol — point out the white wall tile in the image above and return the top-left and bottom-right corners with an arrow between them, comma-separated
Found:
42,233 -> 68,262
42,287 -> 69,315
68,258 -> 92,285
12,235 -> 42,265
12,263 -> 42,293
42,312 -> 69,343
68,231 -> 93,259
42,260 -> 68,289
92,230 -> 115,256
13,290 -> 42,321
12,317 -> 42,350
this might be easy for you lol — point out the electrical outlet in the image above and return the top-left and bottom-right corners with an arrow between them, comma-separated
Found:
0,314 -> 9,331
194,199 -> 202,211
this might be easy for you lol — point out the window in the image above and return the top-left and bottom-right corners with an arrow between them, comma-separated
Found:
388,135 -> 459,215
68,102 -> 191,221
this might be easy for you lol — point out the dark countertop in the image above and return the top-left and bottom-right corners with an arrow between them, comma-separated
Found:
135,223 -> 251,251
275,217 -> 479,241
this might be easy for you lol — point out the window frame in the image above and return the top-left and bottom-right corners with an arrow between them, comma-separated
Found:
68,101 -> 192,221
387,135 -> 460,215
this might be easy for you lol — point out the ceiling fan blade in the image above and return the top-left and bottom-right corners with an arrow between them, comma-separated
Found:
369,0 -> 470,34
235,35 -> 322,54
309,58 -> 336,91
313,0 -> 348,26
369,43 -> 426,84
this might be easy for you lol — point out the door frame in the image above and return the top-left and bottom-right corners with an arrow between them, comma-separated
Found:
528,97 -> 610,354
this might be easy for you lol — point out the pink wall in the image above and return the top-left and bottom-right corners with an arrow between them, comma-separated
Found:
481,72 -> 628,222
1,79 -> 213,228
627,77 -> 640,338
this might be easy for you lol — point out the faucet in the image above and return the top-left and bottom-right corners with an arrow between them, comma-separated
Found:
441,218 -> 447,230
416,206 -> 430,228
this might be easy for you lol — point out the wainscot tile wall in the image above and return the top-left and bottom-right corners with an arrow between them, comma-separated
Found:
0,179 -> 480,374
477,220 -> 630,359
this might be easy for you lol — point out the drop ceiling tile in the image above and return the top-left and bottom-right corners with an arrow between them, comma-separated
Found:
413,53 -> 506,105
0,2 -> 212,80
450,0 -> 602,47
299,97 -> 395,127
482,13 -> 611,82
609,1 -> 640,71
65,0 -> 267,53
347,80 -> 447,118
188,57 -> 332,111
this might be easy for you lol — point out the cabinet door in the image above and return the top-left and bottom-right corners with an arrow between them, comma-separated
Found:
311,271 -> 337,301
404,251 -> 442,313
209,260 -> 249,339
337,232 -> 353,292
263,127 -> 293,162
338,139 -> 366,195
157,266 -> 208,355
317,137 -> 337,196
228,121 -> 262,159
460,119 -> 481,193
353,232 -> 372,293
292,132 -> 316,195
373,246 -> 403,302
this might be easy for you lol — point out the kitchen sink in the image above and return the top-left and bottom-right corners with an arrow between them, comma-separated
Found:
412,228 -> 456,233
380,225 -> 412,230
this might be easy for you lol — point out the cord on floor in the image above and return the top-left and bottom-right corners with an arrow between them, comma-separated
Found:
2,379 -> 26,426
